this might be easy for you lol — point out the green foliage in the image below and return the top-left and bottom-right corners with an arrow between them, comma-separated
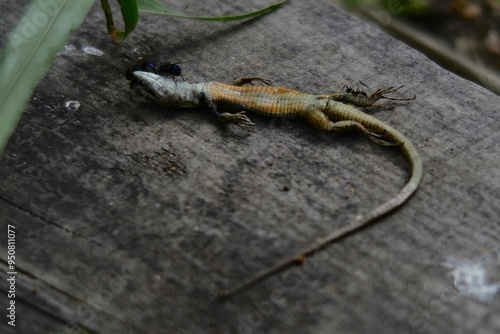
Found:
101,0 -> 139,41
0,0 -> 95,152
137,0 -> 287,21
341,0 -> 430,14
100,0 -> 288,42
0,0 -> 287,153
342,0 -> 375,10
383,0 -> 429,15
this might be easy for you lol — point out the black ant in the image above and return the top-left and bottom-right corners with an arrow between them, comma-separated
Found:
155,62 -> 184,80
125,59 -> 185,81
342,81 -> 368,98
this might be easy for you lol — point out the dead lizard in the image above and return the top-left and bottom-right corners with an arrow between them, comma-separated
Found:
129,70 -> 422,300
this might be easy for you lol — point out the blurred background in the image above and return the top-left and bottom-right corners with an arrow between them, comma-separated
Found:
329,0 -> 500,95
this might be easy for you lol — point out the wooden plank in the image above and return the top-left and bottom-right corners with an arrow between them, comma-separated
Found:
1,0 -> 500,333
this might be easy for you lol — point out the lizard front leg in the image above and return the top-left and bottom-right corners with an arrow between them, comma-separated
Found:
202,91 -> 255,126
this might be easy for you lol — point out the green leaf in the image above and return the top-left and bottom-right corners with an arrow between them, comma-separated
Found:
101,0 -> 139,42
0,0 -> 96,153
137,0 -> 288,21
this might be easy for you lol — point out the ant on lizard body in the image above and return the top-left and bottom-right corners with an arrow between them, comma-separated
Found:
125,59 -> 185,81
342,81 -> 369,98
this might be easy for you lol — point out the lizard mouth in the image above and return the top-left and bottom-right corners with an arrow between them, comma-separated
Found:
129,76 -> 156,98
126,69 -> 197,108
126,69 -> 162,101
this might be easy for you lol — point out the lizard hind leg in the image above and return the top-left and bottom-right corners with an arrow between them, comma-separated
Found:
328,85 -> 415,108
303,108 -> 338,131
303,109 -> 369,134
304,109 -> 399,146
330,120 -> 402,146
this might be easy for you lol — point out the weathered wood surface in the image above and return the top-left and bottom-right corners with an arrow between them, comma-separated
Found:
1,0 -> 500,333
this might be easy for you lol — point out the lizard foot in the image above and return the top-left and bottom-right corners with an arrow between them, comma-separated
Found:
364,130 -> 402,146
330,85 -> 415,108
217,111 -> 255,127
366,86 -> 416,106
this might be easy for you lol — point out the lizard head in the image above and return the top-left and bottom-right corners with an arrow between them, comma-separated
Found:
128,71 -> 201,108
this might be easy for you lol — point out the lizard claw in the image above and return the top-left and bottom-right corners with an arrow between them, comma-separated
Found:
332,85 -> 415,108
367,86 -> 416,105
365,130 -> 402,146
217,111 -> 255,127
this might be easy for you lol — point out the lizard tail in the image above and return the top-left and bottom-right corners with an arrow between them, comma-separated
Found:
219,113 -> 423,301
220,143 -> 422,300
359,139 -> 422,223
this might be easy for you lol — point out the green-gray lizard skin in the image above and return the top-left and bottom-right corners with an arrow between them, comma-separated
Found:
131,72 -> 422,299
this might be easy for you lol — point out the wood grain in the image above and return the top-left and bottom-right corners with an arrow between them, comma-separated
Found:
1,0 -> 499,333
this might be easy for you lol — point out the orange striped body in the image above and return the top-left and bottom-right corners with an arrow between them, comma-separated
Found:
131,71 -> 422,297
204,82 -> 318,117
